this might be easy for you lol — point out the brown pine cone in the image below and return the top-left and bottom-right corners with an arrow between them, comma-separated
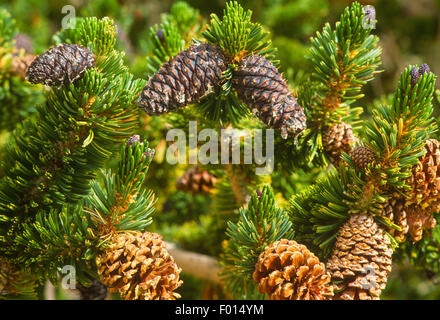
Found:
406,206 -> 437,242
322,122 -> 356,165
176,166 -> 217,194
326,214 -> 393,300
26,44 -> 95,86
233,55 -> 306,139
253,239 -> 334,300
406,139 -> 440,212
351,146 -> 376,171
380,199 -> 409,242
137,43 -> 228,115
96,231 -> 182,300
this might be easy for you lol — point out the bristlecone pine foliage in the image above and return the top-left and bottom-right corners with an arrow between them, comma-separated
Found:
326,215 -> 393,300
233,55 -> 306,139
96,231 -> 182,300
176,166 -> 217,194
253,239 -> 334,300
351,146 -> 377,171
26,44 -> 95,86
137,43 -> 228,115
322,122 -> 356,165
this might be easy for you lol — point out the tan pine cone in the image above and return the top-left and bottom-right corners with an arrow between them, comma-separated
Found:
176,166 -> 217,194
351,146 -> 376,171
11,53 -> 35,79
326,214 -> 393,300
253,239 -> 334,300
322,122 -> 356,165
96,231 -> 182,300
380,199 -> 409,242
406,206 -> 437,242
406,139 -> 440,212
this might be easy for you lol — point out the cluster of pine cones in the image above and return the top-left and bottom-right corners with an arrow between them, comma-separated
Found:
253,138 -> 440,300
253,215 -> 393,300
137,43 -> 307,139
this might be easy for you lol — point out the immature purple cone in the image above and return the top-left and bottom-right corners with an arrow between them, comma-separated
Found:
232,55 -> 306,139
26,44 -> 95,86
137,43 -> 228,115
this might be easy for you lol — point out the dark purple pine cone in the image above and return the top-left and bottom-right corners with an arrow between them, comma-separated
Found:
26,44 -> 95,86
232,55 -> 306,139
419,63 -> 430,76
137,43 -> 228,115
410,63 -> 431,87
410,67 -> 420,86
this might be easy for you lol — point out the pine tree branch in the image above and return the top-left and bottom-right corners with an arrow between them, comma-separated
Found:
166,241 -> 222,284
225,164 -> 250,207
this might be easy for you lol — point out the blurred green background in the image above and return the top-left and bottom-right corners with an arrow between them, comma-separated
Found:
1,0 -> 440,300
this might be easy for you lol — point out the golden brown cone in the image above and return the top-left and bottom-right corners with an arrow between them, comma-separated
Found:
406,207 -> 437,242
406,139 -> 440,212
253,239 -> 334,300
96,231 -> 182,300
322,122 -> 356,165
385,139 -> 440,243
326,214 -> 393,300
